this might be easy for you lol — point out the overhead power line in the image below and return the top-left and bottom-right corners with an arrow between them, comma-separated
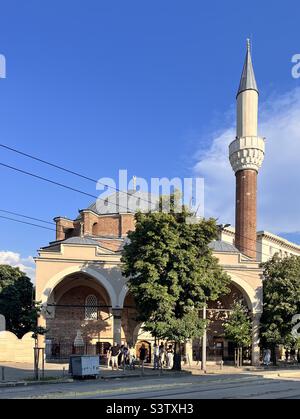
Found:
0,209 -> 55,225
0,161 -> 143,213
0,143 -> 157,207
0,215 -> 56,232
0,143 -> 299,259
0,206 -> 298,262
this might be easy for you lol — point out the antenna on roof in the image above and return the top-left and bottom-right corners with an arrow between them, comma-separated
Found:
132,176 -> 137,192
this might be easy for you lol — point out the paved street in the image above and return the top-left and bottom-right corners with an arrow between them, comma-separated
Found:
1,372 -> 300,399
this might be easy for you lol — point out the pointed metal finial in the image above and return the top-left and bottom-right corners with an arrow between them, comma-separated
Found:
247,38 -> 251,52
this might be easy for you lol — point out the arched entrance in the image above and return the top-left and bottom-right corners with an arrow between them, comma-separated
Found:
193,282 -> 253,364
45,272 -> 113,361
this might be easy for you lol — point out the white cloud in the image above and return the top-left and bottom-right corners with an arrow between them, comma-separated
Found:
194,87 -> 300,235
0,251 -> 35,281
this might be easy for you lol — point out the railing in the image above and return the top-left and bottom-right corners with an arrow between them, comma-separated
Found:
46,342 -> 110,363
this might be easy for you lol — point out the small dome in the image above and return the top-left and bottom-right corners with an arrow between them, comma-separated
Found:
87,190 -> 159,215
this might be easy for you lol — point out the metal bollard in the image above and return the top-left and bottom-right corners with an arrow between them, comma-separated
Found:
220,360 -> 224,371
1,366 -> 5,382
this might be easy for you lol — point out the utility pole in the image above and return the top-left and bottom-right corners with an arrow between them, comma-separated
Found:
201,304 -> 207,372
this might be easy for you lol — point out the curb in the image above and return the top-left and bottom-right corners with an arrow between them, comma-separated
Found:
100,371 -> 192,380
0,370 -> 191,389
0,379 -> 74,388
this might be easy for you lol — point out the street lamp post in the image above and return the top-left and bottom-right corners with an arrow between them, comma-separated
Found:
201,304 -> 207,372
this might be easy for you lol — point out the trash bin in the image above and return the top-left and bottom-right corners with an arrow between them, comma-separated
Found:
69,355 -> 100,378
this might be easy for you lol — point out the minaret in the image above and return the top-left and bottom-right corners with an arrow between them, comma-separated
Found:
229,40 -> 265,259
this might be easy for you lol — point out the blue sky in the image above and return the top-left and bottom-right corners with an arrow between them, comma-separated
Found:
0,0 -> 300,275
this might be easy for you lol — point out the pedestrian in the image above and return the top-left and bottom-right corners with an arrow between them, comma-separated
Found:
159,342 -> 165,368
263,348 -> 271,367
118,344 -> 124,367
167,345 -> 174,369
106,344 -> 112,369
285,348 -> 290,362
122,344 -> 129,369
111,342 -> 120,370
139,344 -> 147,369
128,345 -> 136,370
290,348 -> 296,363
153,343 -> 159,370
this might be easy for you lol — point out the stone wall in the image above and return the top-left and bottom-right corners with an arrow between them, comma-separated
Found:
0,331 -> 35,363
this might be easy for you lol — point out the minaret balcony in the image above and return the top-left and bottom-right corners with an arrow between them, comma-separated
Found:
229,136 -> 265,173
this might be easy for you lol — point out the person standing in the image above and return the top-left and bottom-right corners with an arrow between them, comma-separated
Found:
167,345 -> 174,369
263,348 -> 271,367
118,344 -> 124,367
122,344 -> 129,369
106,344 -> 112,369
139,344 -> 147,369
128,345 -> 136,370
153,343 -> 160,370
159,342 -> 165,368
111,342 -> 120,370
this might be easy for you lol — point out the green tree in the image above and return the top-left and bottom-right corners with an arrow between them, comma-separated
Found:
260,255 -> 300,364
0,264 -> 25,292
0,265 -> 42,338
224,300 -> 252,367
121,206 -> 230,370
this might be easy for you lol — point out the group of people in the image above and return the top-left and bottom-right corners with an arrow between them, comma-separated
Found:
153,343 -> 174,370
106,342 -> 137,370
106,342 -> 175,371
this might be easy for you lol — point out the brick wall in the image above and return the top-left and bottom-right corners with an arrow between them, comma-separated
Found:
235,169 -> 257,259
47,286 -> 113,344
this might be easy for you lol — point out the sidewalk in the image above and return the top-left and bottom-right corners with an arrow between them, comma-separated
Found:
0,361 -> 191,387
1,361 -> 300,388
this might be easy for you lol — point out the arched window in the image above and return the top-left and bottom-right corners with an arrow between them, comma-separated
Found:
85,295 -> 98,320
92,222 -> 98,235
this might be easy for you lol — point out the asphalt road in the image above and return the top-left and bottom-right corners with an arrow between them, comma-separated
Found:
1,373 -> 300,399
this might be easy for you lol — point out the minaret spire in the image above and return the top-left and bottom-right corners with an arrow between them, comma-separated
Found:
229,40 -> 265,259
237,38 -> 258,98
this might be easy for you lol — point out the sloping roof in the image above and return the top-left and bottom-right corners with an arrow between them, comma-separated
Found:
209,240 -> 240,253
237,40 -> 258,97
42,236 -> 101,250
62,237 -> 100,246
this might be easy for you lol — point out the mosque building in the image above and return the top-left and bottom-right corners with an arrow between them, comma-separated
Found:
35,41 -> 300,366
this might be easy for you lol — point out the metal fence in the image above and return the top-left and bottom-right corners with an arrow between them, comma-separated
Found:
46,342 -> 110,363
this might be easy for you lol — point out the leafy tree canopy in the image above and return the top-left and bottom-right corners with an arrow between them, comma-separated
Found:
0,264 -> 42,338
260,255 -> 300,348
0,264 -> 25,293
224,300 -> 252,348
121,205 -> 230,343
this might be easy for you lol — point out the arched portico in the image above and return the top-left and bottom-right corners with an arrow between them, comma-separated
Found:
226,272 -> 262,314
40,265 -> 118,308
37,265 -> 122,352
117,272 -> 262,366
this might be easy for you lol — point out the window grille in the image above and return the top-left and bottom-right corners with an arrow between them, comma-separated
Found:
85,295 -> 98,320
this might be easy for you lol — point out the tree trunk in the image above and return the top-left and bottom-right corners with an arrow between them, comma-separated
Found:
173,342 -> 182,371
